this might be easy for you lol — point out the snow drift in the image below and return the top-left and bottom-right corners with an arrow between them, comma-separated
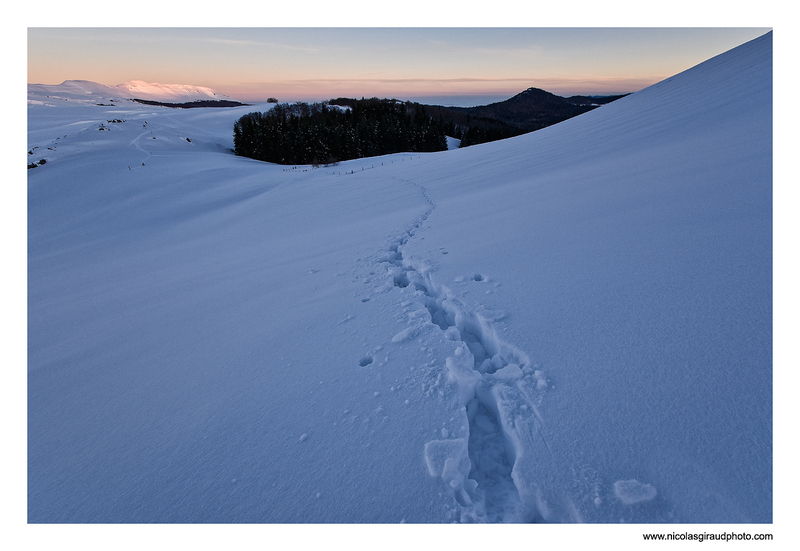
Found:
28,32 -> 772,523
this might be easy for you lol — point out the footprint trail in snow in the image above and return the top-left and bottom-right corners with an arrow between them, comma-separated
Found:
375,177 -> 555,522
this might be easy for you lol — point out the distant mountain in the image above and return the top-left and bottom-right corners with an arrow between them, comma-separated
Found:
28,80 -> 238,104
449,87 -> 629,133
116,80 -> 233,102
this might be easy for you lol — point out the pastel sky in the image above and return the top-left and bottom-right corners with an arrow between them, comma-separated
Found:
28,27 -> 769,105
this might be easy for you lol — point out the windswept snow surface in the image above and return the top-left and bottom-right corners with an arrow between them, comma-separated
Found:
28,33 -> 772,523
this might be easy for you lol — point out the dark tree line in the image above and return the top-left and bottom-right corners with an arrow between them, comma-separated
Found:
132,98 -> 248,109
233,99 -> 450,165
458,122 -> 526,147
233,91 -> 627,164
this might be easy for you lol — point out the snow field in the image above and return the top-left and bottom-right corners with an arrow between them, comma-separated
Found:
27,32 -> 772,523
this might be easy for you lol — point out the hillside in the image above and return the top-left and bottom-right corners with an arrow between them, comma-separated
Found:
27,32 -> 772,525
450,87 -> 628,131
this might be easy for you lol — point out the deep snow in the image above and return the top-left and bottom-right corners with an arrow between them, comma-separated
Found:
28,32 -> 772,524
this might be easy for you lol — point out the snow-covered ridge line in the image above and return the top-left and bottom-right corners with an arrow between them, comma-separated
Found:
28,79 -> 235,103
118,80 -> 231,101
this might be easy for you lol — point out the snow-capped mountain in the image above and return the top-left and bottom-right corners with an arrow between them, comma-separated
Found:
28,79 -> 235,104
115,80 -> 233,101
27,32 -> 773,527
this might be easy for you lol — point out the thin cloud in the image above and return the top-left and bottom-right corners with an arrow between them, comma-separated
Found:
205,37 -> 323,53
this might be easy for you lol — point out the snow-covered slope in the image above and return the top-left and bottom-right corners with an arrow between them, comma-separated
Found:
27,32 -> 772,524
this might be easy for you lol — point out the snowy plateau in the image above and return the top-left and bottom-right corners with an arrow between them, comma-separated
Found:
28,33 -> 772,524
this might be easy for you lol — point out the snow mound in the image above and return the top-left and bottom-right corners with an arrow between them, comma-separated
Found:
614,480 -> 658,505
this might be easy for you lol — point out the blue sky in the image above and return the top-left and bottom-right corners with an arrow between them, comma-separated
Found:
27,27 -> 769,104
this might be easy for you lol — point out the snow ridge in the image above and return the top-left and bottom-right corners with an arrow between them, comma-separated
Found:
380,177 -> 552,522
